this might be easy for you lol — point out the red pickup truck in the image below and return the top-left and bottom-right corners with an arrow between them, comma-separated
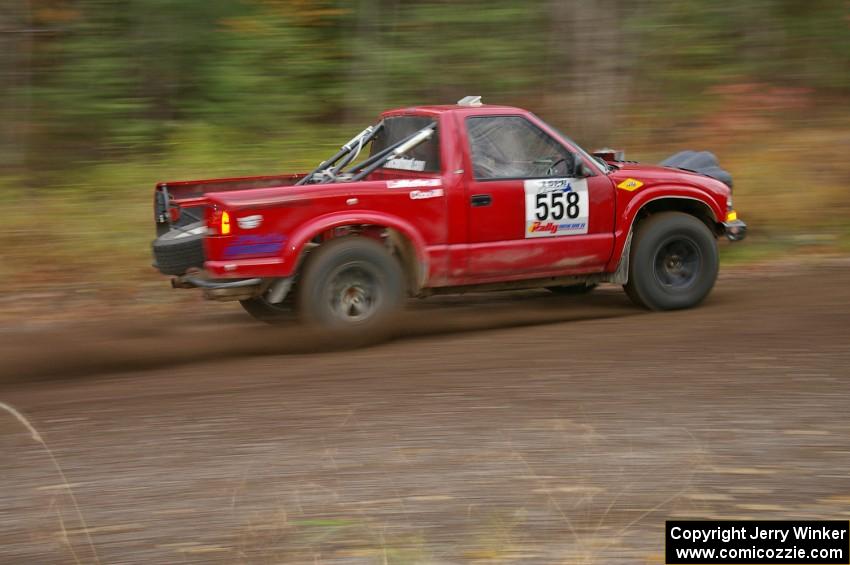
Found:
152,98 -> 746,328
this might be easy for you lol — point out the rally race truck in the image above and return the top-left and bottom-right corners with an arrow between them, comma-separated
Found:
151,97 -> 746,329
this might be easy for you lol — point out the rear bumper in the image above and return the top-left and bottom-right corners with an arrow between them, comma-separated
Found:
205,257 -> 289,278
175,276 -> 263,290
723,219 -> 747,242
171,272 -> 264,301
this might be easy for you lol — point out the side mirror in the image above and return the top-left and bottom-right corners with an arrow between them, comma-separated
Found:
571,153 -> 590,178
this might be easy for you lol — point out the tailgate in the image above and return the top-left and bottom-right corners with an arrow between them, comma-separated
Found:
154,173 -> 304,234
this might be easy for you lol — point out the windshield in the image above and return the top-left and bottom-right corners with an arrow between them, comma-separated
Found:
370,116 -> 440,173
546,121 -> 610,174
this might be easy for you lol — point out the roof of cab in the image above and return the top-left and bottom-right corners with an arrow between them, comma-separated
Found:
381,104 -> 530,118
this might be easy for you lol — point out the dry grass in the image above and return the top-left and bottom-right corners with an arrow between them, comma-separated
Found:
219,427 -> 708,563
0,402 -> 100,565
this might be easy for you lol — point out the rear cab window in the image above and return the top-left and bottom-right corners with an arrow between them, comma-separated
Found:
371,116 -> 440,173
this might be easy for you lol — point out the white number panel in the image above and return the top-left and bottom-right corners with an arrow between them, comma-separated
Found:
524,178 -> 589,238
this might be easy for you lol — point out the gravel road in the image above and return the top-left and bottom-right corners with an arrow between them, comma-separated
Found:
2,262 -> 849,563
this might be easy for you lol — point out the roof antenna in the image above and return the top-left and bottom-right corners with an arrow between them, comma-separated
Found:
457,96 -> 483,107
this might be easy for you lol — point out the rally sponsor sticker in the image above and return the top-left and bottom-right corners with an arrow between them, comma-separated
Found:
387,179 -> 442,189
524,178 -> 589,238
410,188 -> 444,200
385,157 -> 426,171
237,214 -> 263,229
616,177 -> 643,191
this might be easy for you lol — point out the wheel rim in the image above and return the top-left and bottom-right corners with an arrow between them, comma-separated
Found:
653,236 -> 701,290
326,262 -> 381,323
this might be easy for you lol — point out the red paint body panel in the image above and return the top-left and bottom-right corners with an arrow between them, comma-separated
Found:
448,109 -> 618,282
156,104 -> 732,288
604,163 -> 727,272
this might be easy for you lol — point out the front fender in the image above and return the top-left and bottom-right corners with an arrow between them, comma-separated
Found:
606,186 -> 724,272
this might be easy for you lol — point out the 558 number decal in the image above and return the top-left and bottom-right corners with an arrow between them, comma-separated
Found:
524,178 -> 589,238
534,191 -> 581,221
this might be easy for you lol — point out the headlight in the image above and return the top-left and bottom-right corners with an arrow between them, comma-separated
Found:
725,196 -> 738,221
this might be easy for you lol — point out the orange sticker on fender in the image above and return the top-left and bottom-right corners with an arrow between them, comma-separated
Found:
617,178 -> 644,191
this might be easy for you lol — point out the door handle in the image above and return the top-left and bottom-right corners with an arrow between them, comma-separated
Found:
470,194 -> 492,207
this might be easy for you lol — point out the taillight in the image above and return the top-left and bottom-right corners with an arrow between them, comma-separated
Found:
206,206 -> 232,235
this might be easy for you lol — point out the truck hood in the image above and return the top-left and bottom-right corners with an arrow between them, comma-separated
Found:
608,162 -> 730,197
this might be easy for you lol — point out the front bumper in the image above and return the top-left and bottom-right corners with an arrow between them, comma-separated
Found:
723,218 -> 747,241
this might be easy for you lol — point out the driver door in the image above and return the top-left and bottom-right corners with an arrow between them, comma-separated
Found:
462,115 -> 615,281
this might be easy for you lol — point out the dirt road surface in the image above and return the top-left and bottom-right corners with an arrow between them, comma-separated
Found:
2,262 -> 850,563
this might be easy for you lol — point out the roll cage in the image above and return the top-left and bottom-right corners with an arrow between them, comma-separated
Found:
296,120 -> 437,186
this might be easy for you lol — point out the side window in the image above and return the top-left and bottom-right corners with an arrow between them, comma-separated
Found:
466,116 -> 573,180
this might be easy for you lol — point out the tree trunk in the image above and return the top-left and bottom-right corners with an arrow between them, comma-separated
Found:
0,0 -> 32,174
546,0 -> 632,147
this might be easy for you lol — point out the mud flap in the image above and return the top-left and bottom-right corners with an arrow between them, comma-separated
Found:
604,231 -> 632,285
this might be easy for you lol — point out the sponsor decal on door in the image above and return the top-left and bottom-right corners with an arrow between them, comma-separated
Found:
524,178 -> 589,238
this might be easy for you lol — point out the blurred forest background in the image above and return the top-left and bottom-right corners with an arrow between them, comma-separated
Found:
1,0 -> 849,308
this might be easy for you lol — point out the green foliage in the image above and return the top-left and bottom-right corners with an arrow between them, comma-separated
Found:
3,0 -> 847,177
0,1 -> 848,290
30,0 -> 242,159
631,0 -> 850,99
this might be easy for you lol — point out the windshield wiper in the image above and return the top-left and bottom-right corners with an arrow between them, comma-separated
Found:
592,155 -> 613,172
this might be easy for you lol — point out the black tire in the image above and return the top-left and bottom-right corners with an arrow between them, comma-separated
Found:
155,208 -> 202,237
546,283 -> 598,295
240,295 -> 295,324
297,237 -> 405,330
624,212 -> 718,311
151,221 -> 206,275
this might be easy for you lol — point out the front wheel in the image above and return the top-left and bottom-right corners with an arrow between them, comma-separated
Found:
297,237 -> 405,330
624,212 -> 718,311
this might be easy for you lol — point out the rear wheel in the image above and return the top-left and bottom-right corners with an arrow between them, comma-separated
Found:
297,237 -> 405,330
624,212 -> 718,310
